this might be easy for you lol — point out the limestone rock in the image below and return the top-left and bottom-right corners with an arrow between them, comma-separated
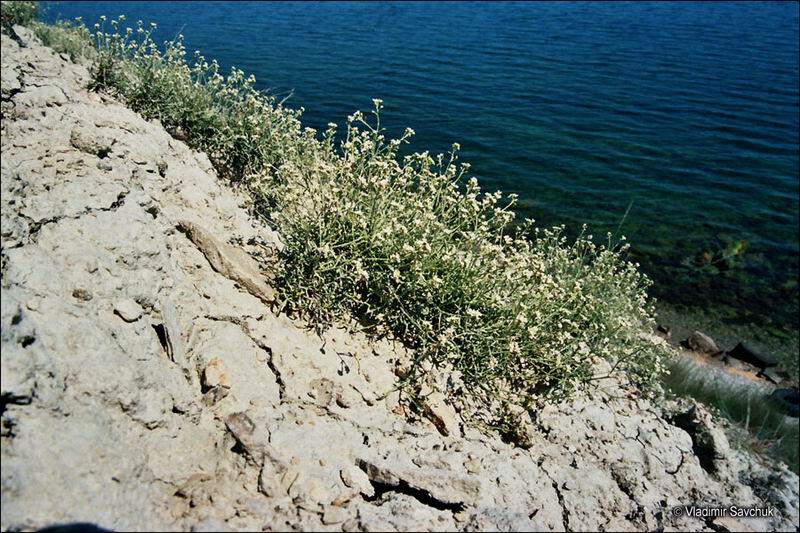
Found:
340,464 -> 375,498
114,299 -> 143,322
357,456 -> 481,507
202,357 -> 230,389
422,391 -> 461,437
177,219 -> 275,305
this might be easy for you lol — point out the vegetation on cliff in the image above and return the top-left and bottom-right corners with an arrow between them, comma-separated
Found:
2,2 -> 668,424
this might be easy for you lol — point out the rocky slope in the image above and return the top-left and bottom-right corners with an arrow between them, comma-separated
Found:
1,28 -> 798,532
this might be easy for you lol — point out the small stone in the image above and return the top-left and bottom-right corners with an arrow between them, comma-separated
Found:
335,386 -> 358,408
464,457 -> 482,474
340,464 -> 375,497
322,505 -> 352,525
202,386 -> 229,406
96,159 -> 113,171
279,465 -> 299,494
176,220 -> 276,304
423,392 -> 461,437
686,331 -> 720,354
258,462 -> 281,497
114,299 -> 143,322
72,288 -> 93,301
307,377 -> 334,406
202,357 -> 230,389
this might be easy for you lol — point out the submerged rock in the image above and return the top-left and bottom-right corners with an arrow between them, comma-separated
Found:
685,330 -> 721,354
727,342 -> 779,370
769,388 -> 799,418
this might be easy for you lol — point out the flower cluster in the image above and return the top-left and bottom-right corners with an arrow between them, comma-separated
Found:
273,99 -> 668,416
86,16 -> 312,184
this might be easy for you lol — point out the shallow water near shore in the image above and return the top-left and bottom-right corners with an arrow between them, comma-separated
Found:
41,1 -> 800,361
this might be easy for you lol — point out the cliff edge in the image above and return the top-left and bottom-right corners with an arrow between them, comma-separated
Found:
2,28 -> 798,532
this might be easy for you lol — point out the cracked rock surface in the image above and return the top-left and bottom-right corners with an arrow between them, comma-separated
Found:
2,29 -> 799,532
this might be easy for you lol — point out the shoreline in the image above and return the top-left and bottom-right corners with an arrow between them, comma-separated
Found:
654,300 -> 799,386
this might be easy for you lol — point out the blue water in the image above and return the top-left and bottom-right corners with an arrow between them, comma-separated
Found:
42,1 -> 800,338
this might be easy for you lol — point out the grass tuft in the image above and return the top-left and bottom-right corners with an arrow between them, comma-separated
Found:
664,357 -> 799,474
32,19 -> 94,61
0,0 -> 37,30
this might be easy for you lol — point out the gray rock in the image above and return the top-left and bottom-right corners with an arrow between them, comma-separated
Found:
422,391 -> 461,437
202,357 -> 230,390
177,219 -> 276,305
686,330 -> 721,354
113,299 -> 143,322
727,342 -> 779,369
340,463 -> 375,497
769,388 -> 799,418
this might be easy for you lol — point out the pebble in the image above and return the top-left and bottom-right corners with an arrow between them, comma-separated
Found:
114,298 -> 143,322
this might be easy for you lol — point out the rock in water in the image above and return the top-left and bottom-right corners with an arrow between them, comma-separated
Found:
769,388 -> 799,418
726,342 -> 778,369
686,330 -> 721,354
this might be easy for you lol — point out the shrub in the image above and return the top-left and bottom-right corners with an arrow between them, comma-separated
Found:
33,19 -> 94,61
89,18 -> 311,184
272,101 -> 665,415
30,14 -> 668,423
0,0 -> 37,30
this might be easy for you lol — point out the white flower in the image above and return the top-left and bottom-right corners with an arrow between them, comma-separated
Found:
466,308 -> 482,319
